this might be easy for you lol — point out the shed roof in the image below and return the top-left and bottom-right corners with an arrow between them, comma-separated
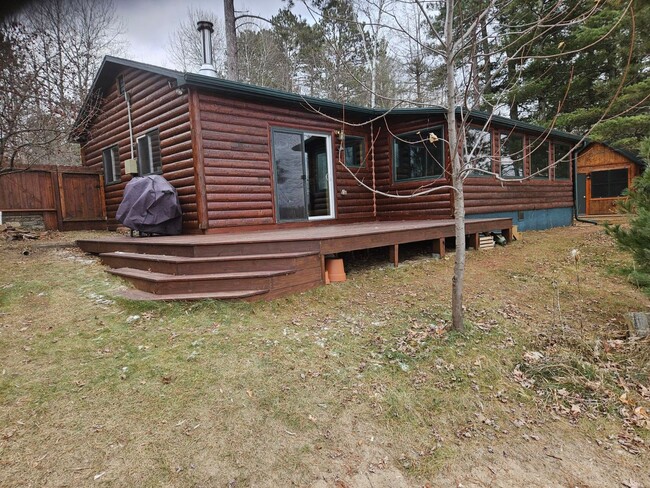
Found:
72,55 -> 584,143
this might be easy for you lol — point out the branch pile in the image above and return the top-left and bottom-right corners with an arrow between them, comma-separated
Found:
0,223 -> 45,241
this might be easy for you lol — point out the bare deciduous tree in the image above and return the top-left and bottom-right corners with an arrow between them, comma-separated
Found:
1,0 -> 124,171
167,7 -> 226,74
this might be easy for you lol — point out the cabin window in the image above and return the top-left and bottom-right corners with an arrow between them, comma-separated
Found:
499,132 -> 525,178
393,127 -> 445,182
464,127 -> 492,177
344,136 -> 365,167
553,143 -> 571,179
137,129 -> 162,175
591,169 -> 628,198
102,145 -> 120,185
529,141 -> 550,179
116,74 -> 125,96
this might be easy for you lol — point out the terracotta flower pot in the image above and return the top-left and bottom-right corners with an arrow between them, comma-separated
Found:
325,258 -> 346,282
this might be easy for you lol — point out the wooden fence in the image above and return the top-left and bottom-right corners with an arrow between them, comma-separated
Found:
0,165 -> 107,231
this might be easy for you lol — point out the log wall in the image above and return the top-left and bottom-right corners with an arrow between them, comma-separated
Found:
374,116 -> 574,220
464,129 -> 573,214
80,69 -> 197,230
196,91 -> 375,229
374,116 -> 453,220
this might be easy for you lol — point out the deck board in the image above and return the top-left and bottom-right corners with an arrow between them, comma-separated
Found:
78,218 -> 510,248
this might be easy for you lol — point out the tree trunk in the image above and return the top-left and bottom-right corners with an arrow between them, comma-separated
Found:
224,0 -> 239,81
445,0 -> 465,333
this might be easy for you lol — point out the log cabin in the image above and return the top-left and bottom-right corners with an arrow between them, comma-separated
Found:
71,55 -> 583,234
576,141 -> 646,216
72,53 -> 587,300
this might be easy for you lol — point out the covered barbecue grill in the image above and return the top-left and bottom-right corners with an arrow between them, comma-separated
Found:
116,175 -> 182,235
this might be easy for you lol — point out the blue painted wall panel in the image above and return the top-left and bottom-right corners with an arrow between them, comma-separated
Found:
468,207 -> 573,231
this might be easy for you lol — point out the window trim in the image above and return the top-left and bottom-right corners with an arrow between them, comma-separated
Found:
270,127 -> 336,222
392,126 -> 446,183
498,131 -> 526,179
463,125 -> 493,178
137,128 -> 162,176
102,144 -> 120,185
343,135 -> 366,168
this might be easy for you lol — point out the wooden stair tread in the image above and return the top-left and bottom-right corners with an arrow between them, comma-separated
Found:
99,250 -> 319,262
118,288 -> 269,301
108,267 -> 296,282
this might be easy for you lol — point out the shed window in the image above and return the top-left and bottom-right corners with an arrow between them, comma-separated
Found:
529,141 -> 550,179
137,129 -> 162,175
553,143 -> 571,179
499,132 -> 525,178
344,136 -> 365,167
393,127 -> 445,182
464,127 -> 492,177
102,145 -> 120,185
591,169 -> 628,198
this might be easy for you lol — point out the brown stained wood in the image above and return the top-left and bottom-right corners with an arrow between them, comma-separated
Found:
81,68 -> 196,230
197,90 -> 374,229
577,142 -> 643,216
0,167 -> 104,231
468,232 -> 480,250
56,171 -> 66,222
51,170 -> 64,230
79,218 -> 511,300
389,244 -> 399,267
433,237 -> 445,258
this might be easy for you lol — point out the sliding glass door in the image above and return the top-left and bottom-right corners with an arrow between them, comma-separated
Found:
272,129 -> 334,222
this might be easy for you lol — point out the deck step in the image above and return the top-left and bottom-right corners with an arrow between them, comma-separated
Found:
98,250 -> 317,273
108,267 -> 296,282
118,288 -> 269,301
108,267 -> 298,295
77,238 -> 320,257
100,250 -> 319,262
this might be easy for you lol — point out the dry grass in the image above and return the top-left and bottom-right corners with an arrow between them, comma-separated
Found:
0,225 -> 649,487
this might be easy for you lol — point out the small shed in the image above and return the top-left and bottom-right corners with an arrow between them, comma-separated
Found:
576,142 -> 645,215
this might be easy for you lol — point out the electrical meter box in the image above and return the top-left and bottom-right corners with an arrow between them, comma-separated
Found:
125,158 -> 138,174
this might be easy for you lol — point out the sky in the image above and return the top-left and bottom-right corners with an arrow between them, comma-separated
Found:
116,0 -> 311,68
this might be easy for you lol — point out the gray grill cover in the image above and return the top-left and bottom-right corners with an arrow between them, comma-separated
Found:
116,175 -> 182,235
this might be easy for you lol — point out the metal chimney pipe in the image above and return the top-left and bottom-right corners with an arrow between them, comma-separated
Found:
197,21 -> 218,77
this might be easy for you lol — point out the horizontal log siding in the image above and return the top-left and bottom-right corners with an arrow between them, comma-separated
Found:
374,117 -> 453,220
463,179 -> 573,214
375,115 -> 574,219
197,92 -> 375,229
464,128 -> 573,214
81,68 -> 197,230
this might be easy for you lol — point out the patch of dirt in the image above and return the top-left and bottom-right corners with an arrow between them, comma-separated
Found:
428,421 -> 648,488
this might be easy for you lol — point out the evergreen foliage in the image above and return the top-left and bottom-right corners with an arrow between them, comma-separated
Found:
605,144 -> 650,288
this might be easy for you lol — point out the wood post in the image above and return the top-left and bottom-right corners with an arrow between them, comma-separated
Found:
468,232 -> 480,250
188,89 -> 209,232
502,226 -> 513,243
433,237 -> 445,258
389,244 -> 399,267
320,254 -> 326,283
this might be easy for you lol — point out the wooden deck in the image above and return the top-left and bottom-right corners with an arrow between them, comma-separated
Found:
77,218 -> 512,301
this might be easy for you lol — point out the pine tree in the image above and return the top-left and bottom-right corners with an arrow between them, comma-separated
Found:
605,139 -> 650,288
